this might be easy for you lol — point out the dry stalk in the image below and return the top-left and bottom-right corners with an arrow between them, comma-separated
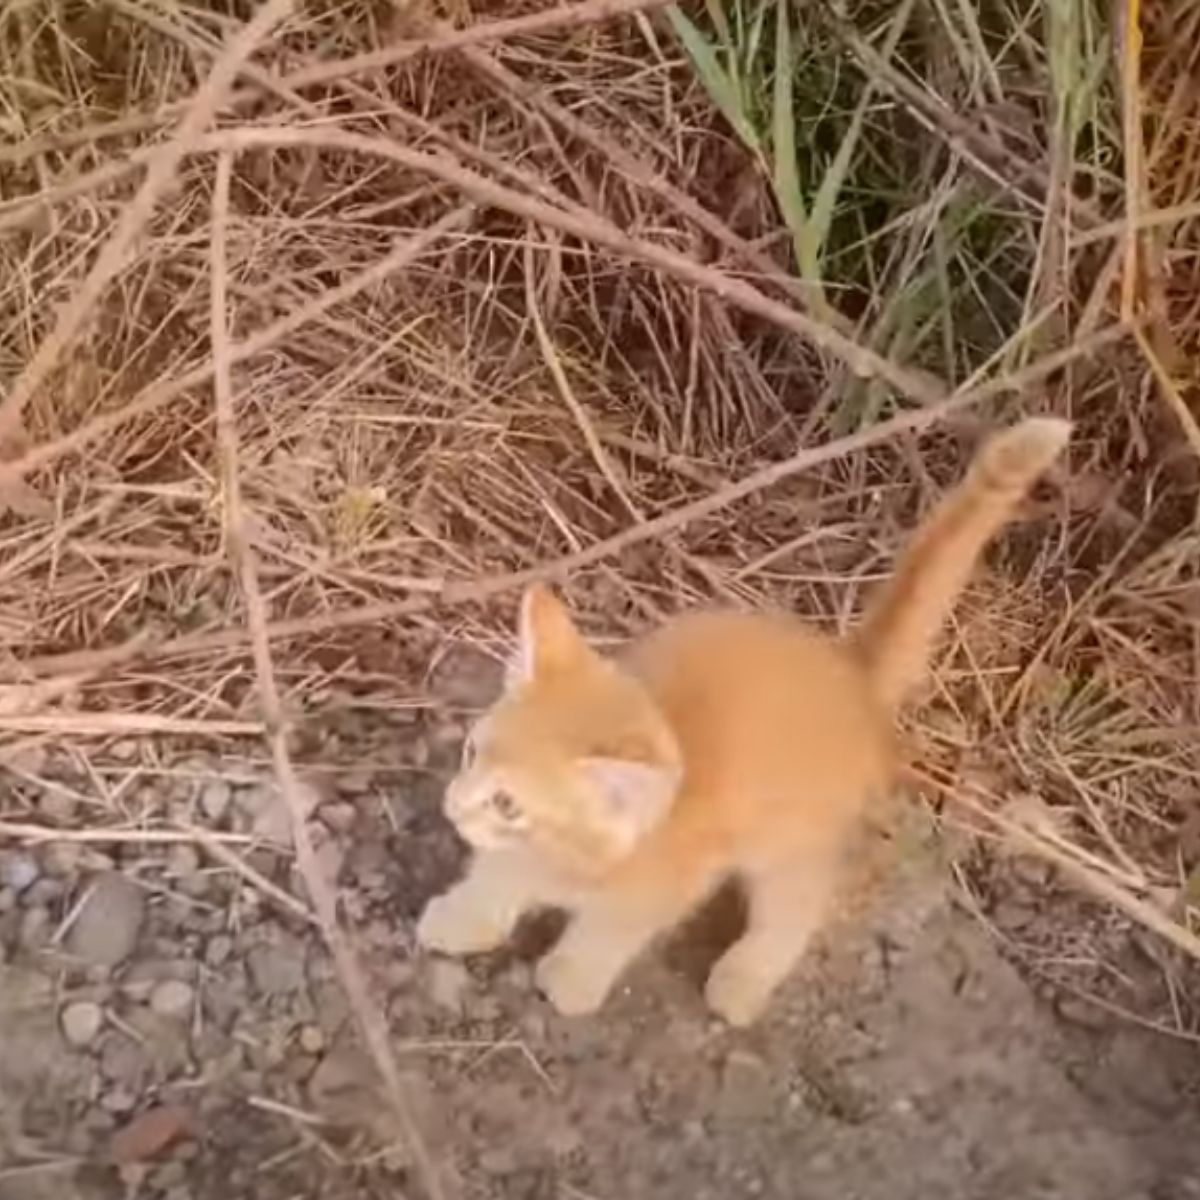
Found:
0,822 -> 254,846
523,238 -> 642,520
453,27 -> 842,325
0,0 -> 295,447
0,714 -> 261,737
194,127 -> 946,405
206,151 -> 449,1200
1134,325 -> 1200,462
5,319 -> 1128,684
953,787 -> 1200,962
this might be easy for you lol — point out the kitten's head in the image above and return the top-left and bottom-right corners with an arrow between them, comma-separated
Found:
442,585 -> 682,877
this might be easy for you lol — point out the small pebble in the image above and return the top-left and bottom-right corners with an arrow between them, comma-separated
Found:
25,877 -> 65,907
319,802 -> 356,834
149,980 -> 195,1019
42,842 -> 82,877
200,779 -> 232,824
110,739 -> 138,762
298,1025 -> 325,1054
61,1000 -> 104,1048
38,789 -> 77,824
65,873 -> 145,967
1,852 -> 40,894
166,844 -> 200,878
19,905 -> 51,951
102,1088 -> 138,1115
205,935 -> 233,968
427,958 -> 471,1014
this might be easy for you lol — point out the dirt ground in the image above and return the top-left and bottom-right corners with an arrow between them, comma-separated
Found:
2,645 -> 1198,1200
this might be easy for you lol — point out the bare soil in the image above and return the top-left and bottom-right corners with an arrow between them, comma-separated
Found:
2,647 -> 1198,1200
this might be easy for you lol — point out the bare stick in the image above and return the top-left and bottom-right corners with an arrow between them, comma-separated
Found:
0,713 -> 262,737
953,787 -> 1200,962
1134,325 -> 1200,461
0,0 -> 295,446
0,822 -> 255,846
6,321 -> 1128,684
194,831 -> 319,927
207,152 -> 449,1200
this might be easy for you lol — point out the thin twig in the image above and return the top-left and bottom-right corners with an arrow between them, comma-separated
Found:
524,238 -> 642,520
1134,325 -> 1200,462
0,713 -> 261,736
207,151 -> 449,1200
194,830 -> 319,927
0,821 -> 256,846
954,787 -> 1200,962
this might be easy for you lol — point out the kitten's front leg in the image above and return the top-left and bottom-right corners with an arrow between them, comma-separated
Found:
537,867 -> 712,1016
417,851 -> 541,955
535,905 -> 654,1016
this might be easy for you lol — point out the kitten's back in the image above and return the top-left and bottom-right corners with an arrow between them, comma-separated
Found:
625,611 -> 894,849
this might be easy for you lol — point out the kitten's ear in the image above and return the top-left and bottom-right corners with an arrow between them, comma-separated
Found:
511,584 -> 591,683
580,757 -> 680,851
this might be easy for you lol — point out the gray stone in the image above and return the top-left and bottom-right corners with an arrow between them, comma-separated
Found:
1,851 -> 39,894
42,842 -> 83,877
427,958 -> 471,1013
100,1034 -> 152,1088
64,873 -> 144,967
149,980 -> 195,1019
25,877 -> 65,907
19,905 -> 51,950
205,934 -> 233,968
166,844 -> 200,878
200,779 -> 232,824
61,1000 -> 103,1047
247,934 -> 307,997
319,802 -> 357,833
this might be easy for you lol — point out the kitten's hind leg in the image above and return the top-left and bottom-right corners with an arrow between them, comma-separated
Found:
705,854 -> 836,1027
417,851 -> 547,956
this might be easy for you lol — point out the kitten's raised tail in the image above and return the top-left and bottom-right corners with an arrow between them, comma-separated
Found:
856,417 -> 1071,711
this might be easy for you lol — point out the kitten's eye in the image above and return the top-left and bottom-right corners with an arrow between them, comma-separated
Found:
491,790 -> 522,822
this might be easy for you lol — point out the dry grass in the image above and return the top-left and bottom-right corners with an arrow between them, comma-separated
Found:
1,0 -> 1199,1162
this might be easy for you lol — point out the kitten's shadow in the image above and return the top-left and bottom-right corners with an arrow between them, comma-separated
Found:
663,879 -> 747,987
500,880 -> 747,991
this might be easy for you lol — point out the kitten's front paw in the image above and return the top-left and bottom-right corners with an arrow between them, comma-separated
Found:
535,951 -> 609,1016
704,956 -> 773,1028
416,890 -> 508,956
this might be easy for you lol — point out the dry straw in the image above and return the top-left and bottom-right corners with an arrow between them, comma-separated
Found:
2,0 -> 1199,1170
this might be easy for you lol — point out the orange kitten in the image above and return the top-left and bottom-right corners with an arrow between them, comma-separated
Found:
417,418 -> 1070,1025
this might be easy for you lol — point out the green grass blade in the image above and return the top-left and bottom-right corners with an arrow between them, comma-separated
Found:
667,5 -> 760,151
771,0 -> 817,287
807,0 -> 915,276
